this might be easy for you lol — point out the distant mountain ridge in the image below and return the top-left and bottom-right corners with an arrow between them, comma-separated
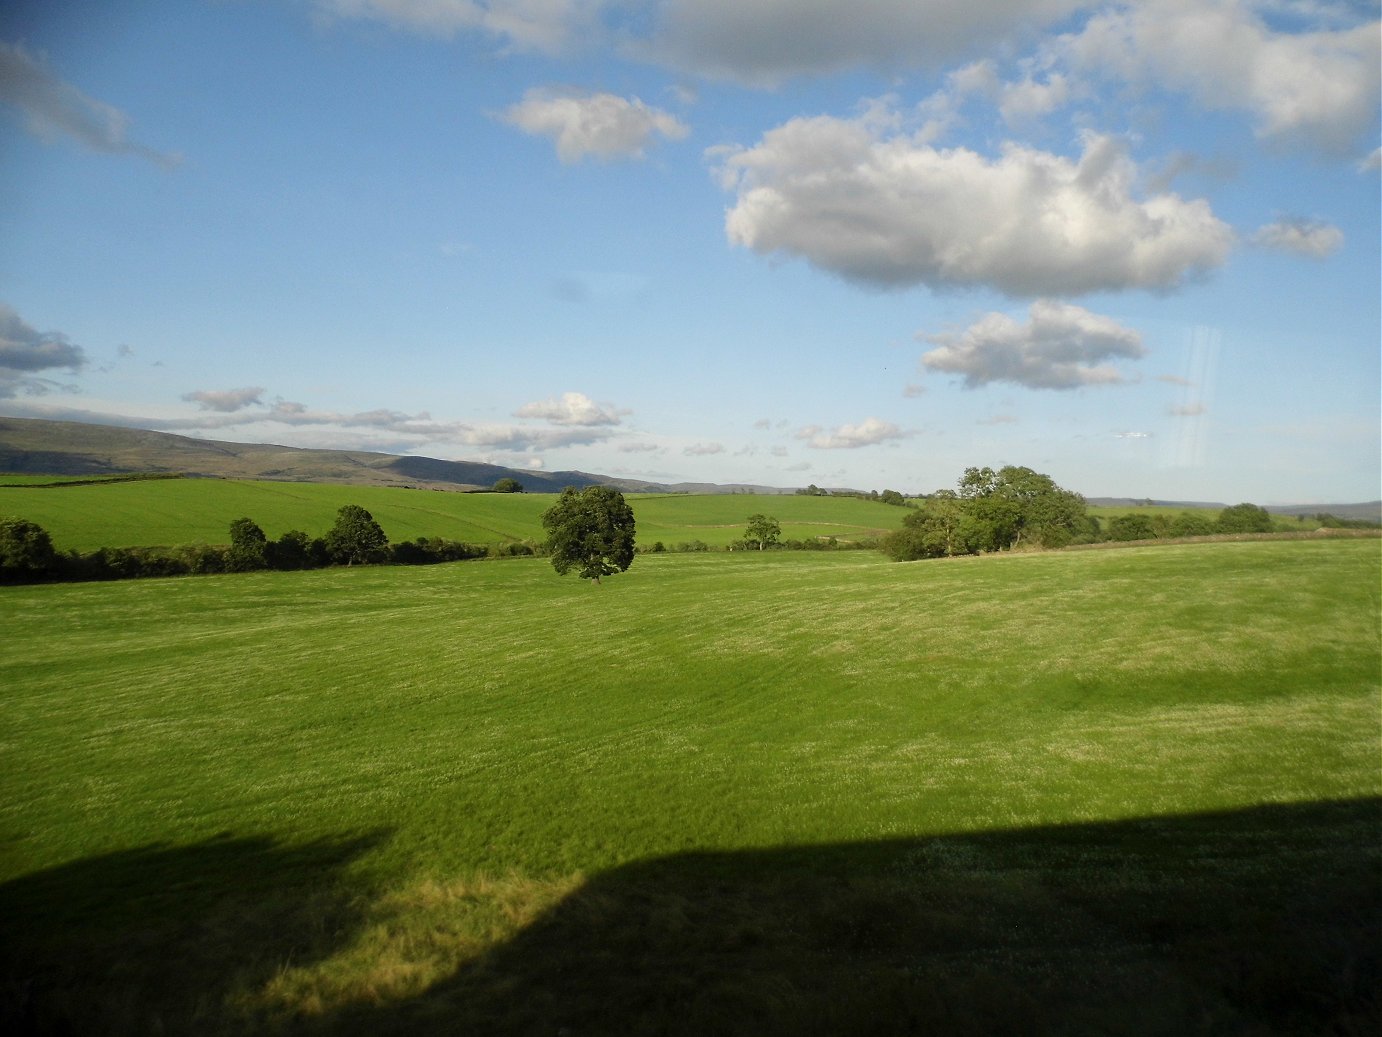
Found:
1,417 -> 1376,518
0,416 -> 795,496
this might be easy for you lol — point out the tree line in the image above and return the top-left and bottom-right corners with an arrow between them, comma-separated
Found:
880,467 -> 1321,561
0,504 -> 538,585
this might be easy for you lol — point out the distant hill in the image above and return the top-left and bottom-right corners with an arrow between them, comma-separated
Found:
0,416 -> 798,495
3,417 -> 1375,516
1088,496 -> 1382,524
0,417 -> 611,493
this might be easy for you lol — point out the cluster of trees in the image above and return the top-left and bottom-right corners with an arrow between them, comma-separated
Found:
0,504 -> 520,585
882,469 -> 1322,561
884,466 -> 1090,561
796,484 -> 908,506
1103,502 -> 1277,542
1308,512 -> 1382,529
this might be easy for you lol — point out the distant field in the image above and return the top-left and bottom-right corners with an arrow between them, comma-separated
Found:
1086,503 -> 1320,530
1,541 -> 1377,1033
0,474 -> 130,486
0,480 -> 909,552
1088,503 -> 1221,521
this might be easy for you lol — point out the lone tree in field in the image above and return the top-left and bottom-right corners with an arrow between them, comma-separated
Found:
325,504 -> 389,566
541,486 -> 636,584
225,517 -> 268,572
0,516 -> 56,583
492,477 -> 524,493
743,513 -> 781,551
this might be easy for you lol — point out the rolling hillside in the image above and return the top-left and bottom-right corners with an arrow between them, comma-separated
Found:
0,416 -> 613,493
0,478 -> 911,552
2,416 -> 1376,520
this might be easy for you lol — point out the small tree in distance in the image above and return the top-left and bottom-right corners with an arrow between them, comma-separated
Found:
492,477 -> 524,493
225,517 -> 268,571
542,486 -> 636,584
326,505 -> 389,566
0,516 -> 56,583
743,514 -> 781,551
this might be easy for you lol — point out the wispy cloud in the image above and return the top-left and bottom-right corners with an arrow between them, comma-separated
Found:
0,304 -> 86,398
311,0 -> 596,53
0,42 -> 180,166
5,390 -> 621,456
647,0 -> 1086,84
684,442 -> 725,455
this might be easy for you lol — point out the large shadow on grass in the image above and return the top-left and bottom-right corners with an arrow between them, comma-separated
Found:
0,830 -> 388,1035
351,798 -> 1379,1036
3,801 -> 1376,1035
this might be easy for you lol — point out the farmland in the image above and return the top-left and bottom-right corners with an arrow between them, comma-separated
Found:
0,479 -> 910,552
1,538 -> 1378,1033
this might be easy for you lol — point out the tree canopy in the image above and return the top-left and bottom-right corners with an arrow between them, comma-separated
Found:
0,516 -> 56,583
885,466 -> 1088,560
743,514 -> 781,551
325,505 -> 389,566
492,477 -> 524,493
541,486 -> 636,583
226,517 -> 268,571
1217,503 -> 1274,534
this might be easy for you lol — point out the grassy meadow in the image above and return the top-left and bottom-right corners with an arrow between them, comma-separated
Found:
0,480 -> 908,552
1,540 -> 1379,1033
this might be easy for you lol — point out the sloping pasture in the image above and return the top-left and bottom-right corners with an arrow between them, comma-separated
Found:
0,481 -> 910,552
1,541 -> 1377,1033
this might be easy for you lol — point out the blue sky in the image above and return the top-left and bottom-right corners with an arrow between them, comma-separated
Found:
1,0 -> 1378,502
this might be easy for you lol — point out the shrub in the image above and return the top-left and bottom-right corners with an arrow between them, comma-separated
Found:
1217,503 -> 1274,534
0,516 -> 57,583
265,530 -> 313,570
1108,514 -> 1157,542
1170,513 -> 1215,537
225,518 -> 268,572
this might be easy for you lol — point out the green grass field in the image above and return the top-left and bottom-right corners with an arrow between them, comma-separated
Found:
1085,503 -> 1322,531
0,481 -> 909,552
2,541 -> 1378,1033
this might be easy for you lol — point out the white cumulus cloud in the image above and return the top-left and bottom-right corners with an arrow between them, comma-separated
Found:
921,300 -> 1146,389
796,417 -> 907,449
513,391 -> 624,426
503,88 -> 688,162
1251,216 -> 1344,257
716,120 -> 1232,296
1064,0 -> 1380,156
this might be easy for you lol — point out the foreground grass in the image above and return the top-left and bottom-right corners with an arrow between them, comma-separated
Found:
1,542 -> 1378,1033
